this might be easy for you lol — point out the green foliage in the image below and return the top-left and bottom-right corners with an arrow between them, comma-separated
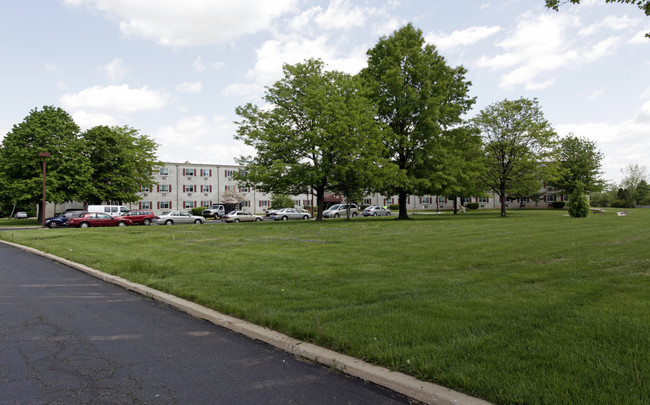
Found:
569,183 -> 590,217
466,202 -> 480,209
388,204 -> 399,211
361,23 -> 475,220
270,194 -> 294,209
235,58 -> 388,221
81,125 -> 159,204
0,106 -> 93,218
550,134 -> 604,194
192,207 -> 208,216
472,98 -> 557,217
552,201 -> 566,209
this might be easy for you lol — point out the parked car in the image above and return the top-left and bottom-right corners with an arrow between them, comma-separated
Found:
222,210 -> 263,223
86,205 -> 131,217
202,203 -> 240,219
154,211 -> 205,225
322,204 -> 359,218
67,212 -> 133,228
362,206 -> 391,217
13,212 -> 28,219
122,210 -> 155,225
45,210 -> 87,228
268,208 -> 311,221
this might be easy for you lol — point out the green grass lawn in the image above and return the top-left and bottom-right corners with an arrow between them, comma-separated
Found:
1,209 -> 648,404
0,218 -> 40,227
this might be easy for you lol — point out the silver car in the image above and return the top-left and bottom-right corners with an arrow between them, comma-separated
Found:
362,206 -> 391,216
322,204 -> 359,218
268,208 -> 311,221
154,211 -> 205,225
222,210 -> 263,223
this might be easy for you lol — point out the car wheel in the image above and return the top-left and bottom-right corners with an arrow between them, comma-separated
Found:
80,222 -> 89,228
334,213 -> 339,218
48,222 -> 58,228
194,219 -> 202,224
165,220 -> 173,225
234,218 -> 240,223
281,216 -> 288,221
303,215 -> 309,220
352,212 -> 358,217
255,217 -> 262,222
373,212 -> 378,216
143,219 -> 151,225
117,221 -> 127,227
387,212 -> 391,216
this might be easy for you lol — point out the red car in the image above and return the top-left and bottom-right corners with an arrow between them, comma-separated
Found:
122,210 -> 155,225
67,212 -> 133,228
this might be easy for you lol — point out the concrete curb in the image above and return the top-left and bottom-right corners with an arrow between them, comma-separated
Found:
1,239 -> 491,405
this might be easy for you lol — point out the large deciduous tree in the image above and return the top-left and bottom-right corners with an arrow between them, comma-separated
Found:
234,58 -> 387,221
549,134 -> 604,194
81,125 -> 159,204
0,106 -> 93,219
472,98 -> 557,217
361,23 -> 475,220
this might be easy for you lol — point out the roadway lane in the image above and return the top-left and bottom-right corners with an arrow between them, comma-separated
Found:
0,243 -> 410,404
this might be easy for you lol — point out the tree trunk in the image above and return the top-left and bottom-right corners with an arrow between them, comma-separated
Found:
398,190 -> 410,220
315,185 -> 325,222
453,197 -> 458,215
500,185 -> 507,217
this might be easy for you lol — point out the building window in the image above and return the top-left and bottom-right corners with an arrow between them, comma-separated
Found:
363,198 -> 372,205
140,201 -> 151,210
159,201 -> 171,209
463,197 -> 470,203
479,197 -> 487,203
201,185 -> 212,193
547,195 -> 555,202
201,168 -> 211,177
201,200 -> 211,207
303,200 -> 310,206
141,186 -> 151,193
184,201 -> 196,209
183,168 -> 196,176
159,167 -> 169,176
241,200 -> 250,207
159,184 -> 171,193
421,197 -> 432,204
438,196 -> 446,204
184,185 -> 196,193
225,169 -> 235,177
259,200 -> 269,207
239,186 -> 249,193
294,200 -> 300,206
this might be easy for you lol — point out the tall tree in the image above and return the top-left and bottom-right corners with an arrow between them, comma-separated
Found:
549,134 -> 604,194
361,23 -> 475,220
234,58 -> 387,221
0,106 -> 93,219
81,125 -> 159,204
472,98 -> 557,217
620,163 -> 649,204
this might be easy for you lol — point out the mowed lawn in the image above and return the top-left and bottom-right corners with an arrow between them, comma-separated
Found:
1,209 -> 648,404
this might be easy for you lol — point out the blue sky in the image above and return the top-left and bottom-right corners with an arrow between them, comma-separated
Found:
1,0 -> 649,184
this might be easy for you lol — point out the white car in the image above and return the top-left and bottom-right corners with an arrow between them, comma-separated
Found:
222,210 -> 263,223
154,211 -> 205,225
362,206 -> 391,216
13,212 -> 28,219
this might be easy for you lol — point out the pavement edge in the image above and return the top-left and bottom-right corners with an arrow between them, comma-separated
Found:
1,239 -> 492,405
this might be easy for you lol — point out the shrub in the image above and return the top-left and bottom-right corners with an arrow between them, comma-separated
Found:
569,184 -> 590,218
466,202 -> 480,209
389,204 -> 399,211
192,207 -> 208,216
551,201 -> 566,209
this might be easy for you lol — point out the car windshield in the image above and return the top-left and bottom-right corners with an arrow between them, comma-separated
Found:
226,211 -> 237,215
329,205 -> 341,210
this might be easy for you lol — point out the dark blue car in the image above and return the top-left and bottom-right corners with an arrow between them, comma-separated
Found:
45,210 -> 87,229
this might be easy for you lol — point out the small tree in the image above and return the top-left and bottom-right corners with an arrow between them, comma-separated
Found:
270,194 -> 294,210
569,182 -> 590,217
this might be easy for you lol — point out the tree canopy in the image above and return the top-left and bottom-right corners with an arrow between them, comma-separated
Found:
472,98 -> 557,217
361,23 -> 475,220
549,134 -> 604,194
0,106 -> 93,218
81,125 -> 159,204
235,58 -> 388,221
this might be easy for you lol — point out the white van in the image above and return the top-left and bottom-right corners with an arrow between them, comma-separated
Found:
86,205 -> 130,217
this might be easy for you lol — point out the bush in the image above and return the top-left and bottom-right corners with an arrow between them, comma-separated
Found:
466,202 -> 479,209
192,207 -> 208,216
551,201 -> 566,209
389,204 -> 399,211
569,184 -> 590,218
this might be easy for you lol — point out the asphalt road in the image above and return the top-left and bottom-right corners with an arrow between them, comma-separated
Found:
0,243 -> 411,404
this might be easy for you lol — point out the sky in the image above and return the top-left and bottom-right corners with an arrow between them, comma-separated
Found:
1,0 -> 649,184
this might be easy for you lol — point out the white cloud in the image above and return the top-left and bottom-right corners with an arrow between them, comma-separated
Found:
475,12 -> 622,90
71,110 -> 116,130
579,14 -> 639,36
176,81 -> 203,94
314,0 -> 367,31
102,58 -> 128,82
64,0 -> 299,47
426,25 -> 502,51
60,84 -> 169,114
193,56 -> 225,72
